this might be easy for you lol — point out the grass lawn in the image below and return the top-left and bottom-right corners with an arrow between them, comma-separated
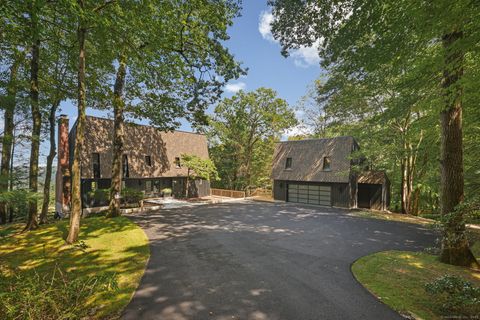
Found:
352,251 -> 480,319
0,215 -> 149,319
350,210 -> 435,226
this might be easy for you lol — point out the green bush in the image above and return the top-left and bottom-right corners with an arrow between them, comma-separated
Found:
425,274 -> 480,316
121,188 -> 144,204
161,187 -> 172,196
0,189 -> 41,221
86,188 -> 110,206
0,265 -> 118,320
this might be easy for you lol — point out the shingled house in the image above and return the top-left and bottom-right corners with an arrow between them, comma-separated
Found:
55,115 -> 210,211
271,137 -> 390,210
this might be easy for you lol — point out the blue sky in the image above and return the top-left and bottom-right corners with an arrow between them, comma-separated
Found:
36,1 -> 322,162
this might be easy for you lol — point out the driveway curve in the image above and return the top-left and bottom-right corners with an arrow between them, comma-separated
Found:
123,201 -> 435,320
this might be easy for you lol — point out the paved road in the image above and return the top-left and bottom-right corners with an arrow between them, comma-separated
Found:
123,201 -> 435,320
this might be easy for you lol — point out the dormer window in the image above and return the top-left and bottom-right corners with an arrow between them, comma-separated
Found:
323,157 -> 331,171
175,157 -> 181,168
285,157 -> 292,169
92,153 -> 100,178
145,155 -> 152,167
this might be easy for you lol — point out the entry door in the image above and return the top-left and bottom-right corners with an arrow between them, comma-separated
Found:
287,183 -> 331,206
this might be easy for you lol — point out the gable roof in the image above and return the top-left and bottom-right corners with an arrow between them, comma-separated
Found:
271,137 -> 357,183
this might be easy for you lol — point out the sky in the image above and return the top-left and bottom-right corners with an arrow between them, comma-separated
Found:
12,1 -> 324,164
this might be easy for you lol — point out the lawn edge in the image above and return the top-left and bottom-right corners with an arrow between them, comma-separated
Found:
115,216 -> 152,319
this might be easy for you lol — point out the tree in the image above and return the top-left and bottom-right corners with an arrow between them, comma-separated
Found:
180,154 -> 219,198
24,0 -> 43,231
0,51 -> 24,224
39,7 -> 76,224
208,88 -> 297,193
105,0 -> 244,217
268,0 -> 479,266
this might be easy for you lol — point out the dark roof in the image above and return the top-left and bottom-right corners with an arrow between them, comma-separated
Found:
271,137 -> 357,183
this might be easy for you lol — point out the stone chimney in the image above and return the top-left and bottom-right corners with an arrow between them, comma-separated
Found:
55,115 -> 71,216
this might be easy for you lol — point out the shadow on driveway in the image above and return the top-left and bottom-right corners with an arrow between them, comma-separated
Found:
123,201 -> 436,320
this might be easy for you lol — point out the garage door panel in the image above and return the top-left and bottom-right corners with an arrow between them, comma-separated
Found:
287,183 -> 331,206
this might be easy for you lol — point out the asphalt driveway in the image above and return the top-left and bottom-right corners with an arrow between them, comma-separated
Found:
123,201 -> 436,320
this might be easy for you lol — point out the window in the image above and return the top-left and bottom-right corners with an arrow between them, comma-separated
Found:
92,153 -> 100,178
175,157 -> 181,168
146,180 -> 152,192
285,157 -> 292,169
323,157 -> 331,171
122,154 -> 130,178
145,155 -> 152,167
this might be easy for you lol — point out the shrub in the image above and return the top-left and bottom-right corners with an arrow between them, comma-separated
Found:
86,188 -> 110,206
121,188 -> 144,204
425,274 -> 480,316
161,188 -> 172,196
0,189 -> 41,222
0,265 -> 118,320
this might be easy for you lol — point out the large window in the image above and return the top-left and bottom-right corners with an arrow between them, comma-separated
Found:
285,157 -> 292,169
122,154 -> 130,178
92,153 -> 100,178
323,157 -> 331,171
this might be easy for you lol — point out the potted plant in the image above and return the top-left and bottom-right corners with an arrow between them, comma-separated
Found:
161,187 -> 172,198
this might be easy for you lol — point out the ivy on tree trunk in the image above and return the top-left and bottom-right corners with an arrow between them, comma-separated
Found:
438,30 -> 477,267
108,54 -> 127,218
25,3 -> 41,231
66,9 -> 86,243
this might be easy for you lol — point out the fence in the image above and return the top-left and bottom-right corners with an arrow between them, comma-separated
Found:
211,188 -> 245,198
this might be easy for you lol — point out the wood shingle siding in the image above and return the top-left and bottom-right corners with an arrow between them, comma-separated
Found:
74,116 -> 209,179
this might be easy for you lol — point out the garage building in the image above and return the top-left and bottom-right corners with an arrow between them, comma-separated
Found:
271,137 -> 390,210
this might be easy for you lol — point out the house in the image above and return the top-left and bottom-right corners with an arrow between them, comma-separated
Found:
55,115 -> 211,212
271,137 -> 390,210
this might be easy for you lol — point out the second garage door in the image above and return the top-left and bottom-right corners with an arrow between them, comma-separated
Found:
287,183 -> 331,206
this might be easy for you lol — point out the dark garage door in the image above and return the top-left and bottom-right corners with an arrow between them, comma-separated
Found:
287,183 -> 331,206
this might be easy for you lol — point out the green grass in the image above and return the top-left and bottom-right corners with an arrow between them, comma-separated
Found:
351,210 -> 435,226
0,215 -> 149,319
352,251 -> 480,319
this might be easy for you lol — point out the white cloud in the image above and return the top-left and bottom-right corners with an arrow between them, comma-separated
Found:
258,11 -> 320,68
224,82 -> 246,93
291,40 -> 321,67
283,124 -> 314,139
259,11 -> 276,43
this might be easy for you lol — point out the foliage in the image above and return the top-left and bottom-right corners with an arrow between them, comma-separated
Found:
425,275 -> 480,316
121,187 -> 144,204
0,216 -> 149,318
0,265 -> 118,320
0,189 -> 41,222
161,188 -> 172,195
352,250 -> 480,320
181,154 -> 219,182
86,188 -> 111,207
207,88 -> 297,192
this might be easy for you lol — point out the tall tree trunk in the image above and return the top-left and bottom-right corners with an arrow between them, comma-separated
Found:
107,54 -> 127,218
8,128 -> 16,223
400,156 -> 408,214
66,11 -> 86,243
39,100 -> 59,224
0,53 -> 21,224
25,5 -> 41,231
438,30 -> 477,267
185,168 -> 190,198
